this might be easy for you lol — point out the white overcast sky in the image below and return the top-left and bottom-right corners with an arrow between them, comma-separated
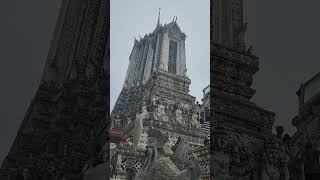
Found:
110,0 -> 210,112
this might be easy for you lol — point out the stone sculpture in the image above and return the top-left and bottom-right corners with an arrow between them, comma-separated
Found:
261,151 -> 280,180
170,138 -> 189,170
285,144 -> 305,180
133,129 -> 201,180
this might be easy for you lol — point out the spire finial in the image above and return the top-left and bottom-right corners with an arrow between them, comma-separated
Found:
157,8 -> 161,26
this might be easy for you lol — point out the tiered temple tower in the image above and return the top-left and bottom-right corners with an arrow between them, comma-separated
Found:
292,72 -> 320,178
212,0 -> 284,179
0,0 -> 108,179
292,72 -> 320,148
112,14 -> 205,147
213,0 -> 274,140
111,14 -> 208,178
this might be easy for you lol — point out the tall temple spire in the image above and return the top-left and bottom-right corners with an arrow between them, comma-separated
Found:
157,8 -> 161,27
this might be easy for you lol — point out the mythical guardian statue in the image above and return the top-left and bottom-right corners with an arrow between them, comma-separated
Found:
170,138 -> 190,170
133,129 -> 201,180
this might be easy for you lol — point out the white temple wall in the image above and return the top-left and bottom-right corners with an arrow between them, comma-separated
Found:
180,40 -> 186,76
133,45 -> 143,86
138,42 -> 149,84
125,45 -> 138,87
159,32 -> 169,71
152,34 -> 161,72
142,43 -> 154,84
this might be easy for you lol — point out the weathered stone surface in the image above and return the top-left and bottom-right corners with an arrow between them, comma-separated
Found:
211,1 -> 294,180
0,0 -> 108,179
291,72 -> 320,179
